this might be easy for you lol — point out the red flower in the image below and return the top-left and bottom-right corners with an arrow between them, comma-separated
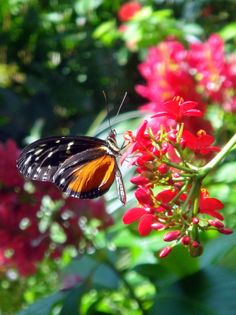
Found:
199,189 -> 224,220
151,97 -> 202,122
182,129 -> 220,155
0,140 -> 24,187
122,207 -> 155,236
118,1 -> 141,22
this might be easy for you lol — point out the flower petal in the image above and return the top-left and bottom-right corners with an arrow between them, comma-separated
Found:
122,207 -> 147,224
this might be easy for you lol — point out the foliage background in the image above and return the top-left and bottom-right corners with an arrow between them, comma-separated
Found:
1,0 -> 236,314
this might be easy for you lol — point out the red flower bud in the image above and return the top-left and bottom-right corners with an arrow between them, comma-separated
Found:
168,130 -> 177,142
151,222 -> 165,230
192,240 -> 200,248
159,246 -> 172,258
131,175 -> 150,186
218,228 -> 233,235
208,219 -> 224,229
192,217 -> 199,224
163,230 -> 181,242
161,143 -> 168,155
180,138 -> 186,149
151,146 -> 160,156
158,163 -> 169,175
181,235 -> 191,245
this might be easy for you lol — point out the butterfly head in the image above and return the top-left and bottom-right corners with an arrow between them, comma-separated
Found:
106,129 -> 121,154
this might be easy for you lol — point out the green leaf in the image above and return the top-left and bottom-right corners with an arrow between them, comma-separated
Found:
200,231 -> 236,268
93,20 -> 119,45
220,23 -> 236,41
16,292 -> 64,315
62,256 -> 97,279
59,284 -> 85,315
92,263 -> 119,290
150,266 -> 236,315
214,162 -> 236,183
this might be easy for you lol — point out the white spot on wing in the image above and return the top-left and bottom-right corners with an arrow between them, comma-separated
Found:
35,149 -> 43,155
48,151 -> 53,157
24,155 -> 32,165
27,166 -> 32,175
60,178 -> 65,185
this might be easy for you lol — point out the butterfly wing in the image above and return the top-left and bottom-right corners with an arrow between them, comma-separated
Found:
53,148 -> 117,199
17,136 -> 106,182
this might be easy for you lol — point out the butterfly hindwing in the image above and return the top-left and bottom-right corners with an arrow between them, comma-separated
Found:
53,148 -> 117,199
17,136 -> 106,182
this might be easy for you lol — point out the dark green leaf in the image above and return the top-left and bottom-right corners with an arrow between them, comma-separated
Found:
16,292 -> 64,315
59,284 -> 85,315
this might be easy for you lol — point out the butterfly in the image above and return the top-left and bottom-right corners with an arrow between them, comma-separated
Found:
16,129 -> 126,204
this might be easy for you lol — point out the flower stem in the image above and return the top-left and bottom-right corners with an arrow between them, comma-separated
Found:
199,133 -> 236,178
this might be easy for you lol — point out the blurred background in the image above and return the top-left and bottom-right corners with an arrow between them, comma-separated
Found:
1,0 -> 236,314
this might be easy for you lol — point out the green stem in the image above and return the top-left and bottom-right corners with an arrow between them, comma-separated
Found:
164,160 -> 196,173
199,133 -> 236,178
192,179 -> 201,217
170,181 -> 189,205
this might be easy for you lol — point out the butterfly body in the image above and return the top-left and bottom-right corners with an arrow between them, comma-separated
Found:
17,130 -> 126,204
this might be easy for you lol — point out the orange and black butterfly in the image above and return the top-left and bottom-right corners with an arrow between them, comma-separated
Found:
17,129 -> 126,204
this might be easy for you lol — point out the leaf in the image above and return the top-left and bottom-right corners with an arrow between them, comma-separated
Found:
220,22 -> 236,41
92,263 -> 119,290
62,256 -> 97,279
200,231 -> 236,268
16,292 -> 64,315
214,162 -> 236,183
150,266 -> 236,315
59,284 -> 85,315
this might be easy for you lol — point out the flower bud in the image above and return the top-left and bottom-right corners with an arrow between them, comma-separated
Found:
151,222 -> 165,230
168,130 -> 177,142
163,230 -> 181,242
180,138 -> 186,149
192,217 -> 199,225
181,235 -> 191,245
151,146 -> 160,157
191,240 -> 200,248
208,220 -> 224,229
218,227 -> 233,235
159,246 -> 172,258
189,242 -> 203,257
131,176 -> 150,186
161,142 -> 168,155
158,163 -> 169,175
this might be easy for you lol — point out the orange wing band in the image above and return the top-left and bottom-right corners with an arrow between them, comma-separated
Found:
68,155 -> 116,194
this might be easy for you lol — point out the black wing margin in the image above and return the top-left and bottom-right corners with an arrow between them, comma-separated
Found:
17,135 -> 106,182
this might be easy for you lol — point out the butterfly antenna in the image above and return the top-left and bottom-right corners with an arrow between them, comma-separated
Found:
102,90 -> 112,132
115,92 -> 127,120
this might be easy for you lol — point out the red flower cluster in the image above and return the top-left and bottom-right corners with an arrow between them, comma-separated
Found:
118,1 -> 141,22
122,97 -> 232,258
0,140 -> 113,276
136,34 -> 236,113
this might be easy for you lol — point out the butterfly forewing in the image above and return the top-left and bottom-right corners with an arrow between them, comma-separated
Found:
17,136 -> 106,182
